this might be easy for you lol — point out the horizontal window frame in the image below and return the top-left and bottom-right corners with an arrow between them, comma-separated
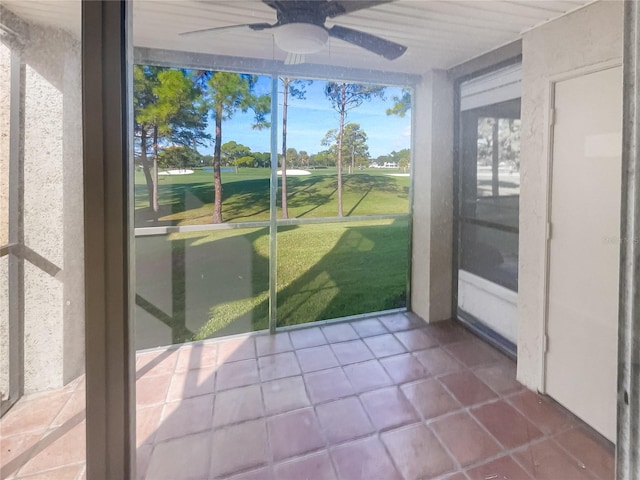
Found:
458,216 -> 519,234
134,213 -> 410,237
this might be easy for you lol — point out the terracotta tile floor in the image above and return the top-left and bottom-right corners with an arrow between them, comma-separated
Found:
1,313 -> 615,480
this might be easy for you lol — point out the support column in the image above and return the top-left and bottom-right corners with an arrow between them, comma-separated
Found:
410,70 -> 454,323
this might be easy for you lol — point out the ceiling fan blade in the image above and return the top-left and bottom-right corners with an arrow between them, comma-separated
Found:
180,22 -> 274,37
327,25 -> 406,60
322,1 -> 394,18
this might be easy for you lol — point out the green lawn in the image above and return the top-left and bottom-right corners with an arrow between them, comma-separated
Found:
135,218 -> 408,348
135,167 -> 410,226
134,167 -> 410,349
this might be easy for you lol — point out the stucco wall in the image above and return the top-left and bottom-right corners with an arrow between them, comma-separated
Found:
518,0 -> 623,389
411,70 -> 454,323
0,42 -> 11,402
0,8 -> 84,394
0,43 -> 9,248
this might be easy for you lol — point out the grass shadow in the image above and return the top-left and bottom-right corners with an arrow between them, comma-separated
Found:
135,172 -> 410,227
193,217 -> 409,338
134,218 -> 409,346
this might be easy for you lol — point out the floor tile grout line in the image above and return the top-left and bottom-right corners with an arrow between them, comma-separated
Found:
435,365 -> 503,405
432,404 -> 507,459
508,436 -> 563,480
47,390 -> 76,433
305,398 -> 341,480
426,419 -> 465,475
271,407 -> 326,464
76,462 -> 86,480
502,389 -> 579,438
260,343 -> 324,474
546,434 -> 607,480
142,384 -> 585,480
352,316 -> 391,338
40,334 -> 512,476
12,461 -> 87,480
295,344 -> 341,374
377,429 -> 410,479
7,318 -> 613,480
374,351 -> 460,478
461,427 -> 579,479
6,392 -> 76,478
288,332 -> 328,350
266,449 -> 338,480
206,345 -> 221,480
458,406 -> 536,476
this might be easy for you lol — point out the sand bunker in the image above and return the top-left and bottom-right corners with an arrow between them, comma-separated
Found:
159,169 -> 194,175
278,169 -> 311,176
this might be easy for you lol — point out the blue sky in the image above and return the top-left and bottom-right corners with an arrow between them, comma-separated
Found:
203,76 -> 411,159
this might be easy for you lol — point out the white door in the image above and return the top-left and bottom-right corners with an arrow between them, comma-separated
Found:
546,66 -> 622,442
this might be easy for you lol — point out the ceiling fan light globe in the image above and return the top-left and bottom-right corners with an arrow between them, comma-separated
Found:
274,23 -> 328,54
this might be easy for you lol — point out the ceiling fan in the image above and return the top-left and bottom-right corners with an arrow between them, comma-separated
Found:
180,0 -> 407,64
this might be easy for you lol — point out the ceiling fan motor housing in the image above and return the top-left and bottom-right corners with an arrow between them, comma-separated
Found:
274,22 -> 329,54
273,4 -> 331,54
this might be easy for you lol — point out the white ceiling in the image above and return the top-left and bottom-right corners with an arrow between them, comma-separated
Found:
2,0 -> 593,74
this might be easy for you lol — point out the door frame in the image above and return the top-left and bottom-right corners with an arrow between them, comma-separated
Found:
83,1 -> 135,478
451,58 -> 522,358
540,59 -> 622,395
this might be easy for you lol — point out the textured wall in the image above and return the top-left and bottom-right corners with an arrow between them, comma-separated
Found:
518,0 -> 623,389
0,42 -> 11,402
60,38 -> 84,384
411,70 -> 454,323
0,256 -> 9,403
0,43 -> 9,248
23,262 -> 64,391
1,9 -> 84,394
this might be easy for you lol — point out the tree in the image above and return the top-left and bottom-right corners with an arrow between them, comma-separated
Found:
221,141 -> 252,171
158,145 -> 203,169
234,156 -> 256,169
253,152 -> 271,168
205,72 -> 270,223
322,123 -> 370,174
391,148 -> 410,172
298,150 -> 310,168
134,66 -> 209,220
325,82 -> 385,216
286,148 -> 299,167
386,88 -> 411,117
133,65 -> 160,211
375,154 -> 392,166
311,150 -> 335,167
280,78 -> 312,219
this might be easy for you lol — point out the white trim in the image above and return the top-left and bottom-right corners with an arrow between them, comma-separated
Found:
460,62 -> 521,111
457,269 -> 517,343
134,47 -> 420,88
